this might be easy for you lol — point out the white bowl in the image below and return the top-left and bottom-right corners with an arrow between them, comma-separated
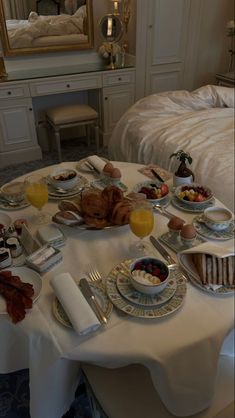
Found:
132,181 -> 169,203
1,182 -> 25,203
203,207 -> 233,231
130,256 -> 169,295
0,213 -> 12,230
49,168 -> 79,191
175,183 -> 213,207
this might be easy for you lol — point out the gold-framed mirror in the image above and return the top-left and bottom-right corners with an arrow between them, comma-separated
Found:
99,14 -> 123,43
0,0 -> 94,56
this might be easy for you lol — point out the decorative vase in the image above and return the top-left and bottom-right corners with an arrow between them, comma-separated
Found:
173,174 -> 193,187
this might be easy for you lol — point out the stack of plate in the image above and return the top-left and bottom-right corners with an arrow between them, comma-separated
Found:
106,260 -> 187,319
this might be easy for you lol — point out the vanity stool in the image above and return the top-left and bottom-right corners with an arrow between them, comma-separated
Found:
46,104 -> 100,161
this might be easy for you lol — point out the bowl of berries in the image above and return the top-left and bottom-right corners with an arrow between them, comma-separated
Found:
130,256 -> 169,295
133,181 -> 169,203
175,183 -> 213,207
49,167 -> 79,191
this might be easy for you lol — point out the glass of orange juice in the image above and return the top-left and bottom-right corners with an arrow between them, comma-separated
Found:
25,174 -> 49,224
129,200 -> 154,254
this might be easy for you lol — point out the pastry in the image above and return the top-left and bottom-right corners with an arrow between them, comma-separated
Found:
81,190 -> 109,219
111,199 -> 133,225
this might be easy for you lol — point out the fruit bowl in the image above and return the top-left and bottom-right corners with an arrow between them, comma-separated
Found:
175,183 -> 213,207
130,256 -> 169,295
132,181 -> 169,203
49,168 -> 79,191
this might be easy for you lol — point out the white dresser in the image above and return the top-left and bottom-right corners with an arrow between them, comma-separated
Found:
0,65 -> 135,167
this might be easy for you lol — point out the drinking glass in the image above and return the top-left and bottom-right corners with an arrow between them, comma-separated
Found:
129,200 -> 154,254
24,174 -> 49,224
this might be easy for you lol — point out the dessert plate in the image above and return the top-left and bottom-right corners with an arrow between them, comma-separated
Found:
193,216 -> 234,241
116,273 -> 177,307
171,195 -> 215,213
106,261 -> 186,319
53,281 -> 113,328
0,267 -> 42,314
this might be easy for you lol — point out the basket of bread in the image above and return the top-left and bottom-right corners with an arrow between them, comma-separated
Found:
177,242 -> 234,294
52,185 -> 144,230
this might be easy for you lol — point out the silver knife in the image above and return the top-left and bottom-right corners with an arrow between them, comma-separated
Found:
79,278 -> 107,324
149,236 -> 188,281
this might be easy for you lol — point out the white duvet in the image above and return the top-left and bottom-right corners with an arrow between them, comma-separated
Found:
109,85 -> 234,210
7,6 -> 86,48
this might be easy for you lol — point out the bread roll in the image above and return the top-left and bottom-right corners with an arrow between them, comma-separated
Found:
81,190 -> 109,219
111,199 -> 132,225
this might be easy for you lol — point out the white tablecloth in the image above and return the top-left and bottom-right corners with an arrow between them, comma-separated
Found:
0,161 -> 234,418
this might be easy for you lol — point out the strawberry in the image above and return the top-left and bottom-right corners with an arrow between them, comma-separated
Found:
160,184 -> 169,197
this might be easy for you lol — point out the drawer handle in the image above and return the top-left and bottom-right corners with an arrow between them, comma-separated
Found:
7,91 -> 12,95
105,97 -> 108,101
118,77 -> 122,81
66,84 -> 70,88
29,108 -> 32,111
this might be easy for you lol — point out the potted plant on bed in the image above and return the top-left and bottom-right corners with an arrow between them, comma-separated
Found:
169,150 -> 194,187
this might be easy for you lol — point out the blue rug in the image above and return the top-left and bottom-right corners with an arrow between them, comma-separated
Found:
0,369 -> 92,418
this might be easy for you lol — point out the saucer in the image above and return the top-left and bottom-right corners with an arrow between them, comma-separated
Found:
0,197 -> 30,211
193,216 -> 234,241
47,176 -> 88,199
116,273 -> 177,307
171,195 -> 215,213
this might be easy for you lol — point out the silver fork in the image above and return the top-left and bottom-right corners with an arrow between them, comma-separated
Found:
89,267 -> 102,283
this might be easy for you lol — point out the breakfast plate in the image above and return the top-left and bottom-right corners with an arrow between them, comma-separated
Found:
47,176 -> 89,199
0,267 -> 42,314
106,260 -> 187,319
53,281 -> 113,328
116,273 -> 177,307
171,195 -> 215,213
0,197 -> 30,211
192,216 -> 235,241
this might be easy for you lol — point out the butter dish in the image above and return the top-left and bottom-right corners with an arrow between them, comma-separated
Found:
37,224 -> 66,248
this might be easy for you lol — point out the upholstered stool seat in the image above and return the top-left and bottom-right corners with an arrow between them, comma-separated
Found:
46,104 -> 99,161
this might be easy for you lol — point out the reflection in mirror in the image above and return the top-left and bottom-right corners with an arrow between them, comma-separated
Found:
0,0 -> 94,56
98,14 -> 123,70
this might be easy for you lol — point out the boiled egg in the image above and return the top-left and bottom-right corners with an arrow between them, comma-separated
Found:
180,224 -> 197,240
110,168 -> 121,179
168,216 -> 184,231
103,162 -> 114,175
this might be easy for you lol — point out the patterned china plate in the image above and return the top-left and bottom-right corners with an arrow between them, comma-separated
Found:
47,176 -> 89,199
187,274 -> 234,296
171,195 -> 215,213
0,197 -> 30,211
193,216 -> 234,241
116,273 -> 177,307
159,231 -> 206,253
53,281 -> 113,328
106,261 -> 187,319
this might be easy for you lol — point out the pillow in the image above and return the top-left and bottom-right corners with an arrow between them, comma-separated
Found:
74,5 -> 87,19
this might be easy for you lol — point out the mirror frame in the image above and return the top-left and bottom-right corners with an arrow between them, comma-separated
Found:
0,0 -> 94,56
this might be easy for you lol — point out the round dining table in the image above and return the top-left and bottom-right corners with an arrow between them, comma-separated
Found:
0,160 -> 234,418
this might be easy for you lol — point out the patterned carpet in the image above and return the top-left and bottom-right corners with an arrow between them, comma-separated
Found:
0,138 -> 109,186
0,138 -> 109,418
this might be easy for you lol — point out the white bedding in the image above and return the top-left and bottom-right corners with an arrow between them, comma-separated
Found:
109,85 -> 235,211
6,5 -> 87,48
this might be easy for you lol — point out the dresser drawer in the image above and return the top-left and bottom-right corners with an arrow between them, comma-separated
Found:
0,84 -> 30,99
102,70 -> 135,87
30,74 -> 102,96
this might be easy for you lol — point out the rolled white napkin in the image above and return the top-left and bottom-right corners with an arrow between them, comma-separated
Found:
51,272 -> 101,335
87,155 -> 107,173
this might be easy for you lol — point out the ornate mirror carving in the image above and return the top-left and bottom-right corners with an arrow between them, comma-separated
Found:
0,0 -> 94,56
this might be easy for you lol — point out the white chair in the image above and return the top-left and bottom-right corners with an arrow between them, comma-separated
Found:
82,355 -> 234,418
46,104 -> 100,162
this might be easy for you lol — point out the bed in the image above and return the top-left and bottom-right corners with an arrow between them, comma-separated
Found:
108,85 -> 235,211
6,5 -> 87,48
